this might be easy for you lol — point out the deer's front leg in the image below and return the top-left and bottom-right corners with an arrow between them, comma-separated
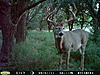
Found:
66,50 -> 70,70
58,54 -> 63,70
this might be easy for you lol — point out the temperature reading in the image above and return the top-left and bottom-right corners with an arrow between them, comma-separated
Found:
16,72 -> 25,75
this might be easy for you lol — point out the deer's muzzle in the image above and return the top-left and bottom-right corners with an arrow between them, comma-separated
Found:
59,32 -> 64,36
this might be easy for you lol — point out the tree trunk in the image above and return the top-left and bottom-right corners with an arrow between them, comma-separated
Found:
0,25 -> 14,70
92,18 -> 100,45
86,1 -> 100,45
16,14 -> 26,43
0,0 -> 46,70
92,2 -> 100,45
11,0 -> 27,43
0,1 -> 14,70
12,0 -> 47,43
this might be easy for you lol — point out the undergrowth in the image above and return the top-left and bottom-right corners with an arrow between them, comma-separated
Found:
11,30 -> 100,71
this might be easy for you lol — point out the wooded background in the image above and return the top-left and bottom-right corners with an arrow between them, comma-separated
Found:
0,0 -> 100,71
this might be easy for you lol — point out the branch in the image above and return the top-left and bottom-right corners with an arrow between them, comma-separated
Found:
19,0 -> 46,16
27,4 -> 43,24
13,0 -> 46,27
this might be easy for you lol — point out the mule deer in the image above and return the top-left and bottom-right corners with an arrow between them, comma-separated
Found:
46,3 -> 89,71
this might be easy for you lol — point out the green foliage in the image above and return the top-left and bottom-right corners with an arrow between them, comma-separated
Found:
11,30 -> 100,71
12,30 -> 59,71
57,0 -> 100,4
85,40 -> 100,71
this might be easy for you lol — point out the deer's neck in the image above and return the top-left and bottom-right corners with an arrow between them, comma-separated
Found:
55,36 -> 65,53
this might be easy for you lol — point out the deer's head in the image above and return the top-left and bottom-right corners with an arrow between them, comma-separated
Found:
53,23 -> 64,38
45,3 -> 77,38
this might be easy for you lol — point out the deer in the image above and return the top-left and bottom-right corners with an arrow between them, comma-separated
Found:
45,3 -> 89,71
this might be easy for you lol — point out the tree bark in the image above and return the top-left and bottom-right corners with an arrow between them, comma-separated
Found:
0,25 -> 14,66
13,0 -> 46,43
0,0 -> 46,70
16,14 -> 26,43
13,0 -> 26,43
0,1 -> 14,70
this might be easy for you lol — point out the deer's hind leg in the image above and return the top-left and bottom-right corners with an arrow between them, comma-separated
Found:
79,46 -> 85,71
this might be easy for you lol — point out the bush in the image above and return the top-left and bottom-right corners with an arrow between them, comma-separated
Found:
12,30 -> 59,71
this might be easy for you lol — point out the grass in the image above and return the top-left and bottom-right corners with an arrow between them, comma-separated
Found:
11,30 -> 100,71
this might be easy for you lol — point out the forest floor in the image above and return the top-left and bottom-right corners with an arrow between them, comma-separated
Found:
9,30 -> 100,71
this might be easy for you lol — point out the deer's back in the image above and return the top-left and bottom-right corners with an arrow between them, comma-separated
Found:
63,29 -> 88,51
72,29 -> 89,44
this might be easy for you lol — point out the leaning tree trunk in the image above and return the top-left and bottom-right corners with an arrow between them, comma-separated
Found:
11,0 -> 27,43
15,14 -> 26,43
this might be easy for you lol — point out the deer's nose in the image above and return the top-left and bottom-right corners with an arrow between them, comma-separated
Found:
59,32 -> 63,36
